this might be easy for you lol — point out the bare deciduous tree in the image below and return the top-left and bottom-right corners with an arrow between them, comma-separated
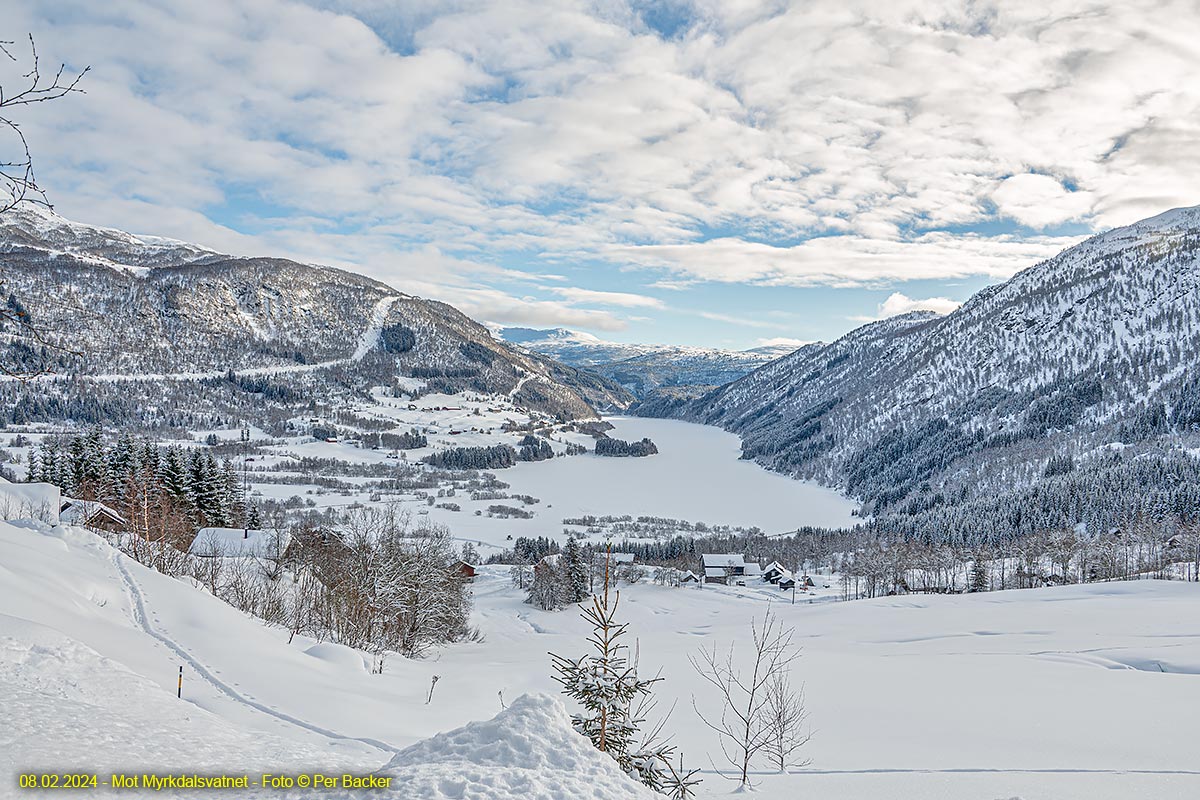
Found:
1,34 -> 88,378
761,672 -> 811,773
689,608 -> 805,788
0,34 -> 88,212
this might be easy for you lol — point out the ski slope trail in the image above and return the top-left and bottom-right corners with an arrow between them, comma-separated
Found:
350,295 -> 399,361
110,550 -> 402,757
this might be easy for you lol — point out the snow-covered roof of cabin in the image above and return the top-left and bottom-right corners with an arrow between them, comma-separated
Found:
188,527 -> 290,558
609,552 -> 635,563
0,481 -> 61,524
701,553 -> 746,567
743,563 -> 763,577
763,561 -> 787,574
704,567 -> 729,578
59,498 -> 125,526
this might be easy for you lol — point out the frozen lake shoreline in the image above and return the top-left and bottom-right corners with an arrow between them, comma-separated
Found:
427,415 -> 859,549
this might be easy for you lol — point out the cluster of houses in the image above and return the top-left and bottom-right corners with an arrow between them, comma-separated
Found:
698,553 -> 814,591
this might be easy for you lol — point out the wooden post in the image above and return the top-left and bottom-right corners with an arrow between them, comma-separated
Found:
177,666 -> 182,698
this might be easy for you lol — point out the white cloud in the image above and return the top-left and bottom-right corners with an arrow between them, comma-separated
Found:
697,310 -> 787,330
7,0 -> 1200,345
878,292 -> 961,318
545,287 -> 665,308
991,173 -> 1093,229
850,292 -> 962,322
605,232 -> 1081,288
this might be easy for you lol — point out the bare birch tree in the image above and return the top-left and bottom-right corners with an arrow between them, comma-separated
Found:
689,608 -> 803,788
761,672 -> 811,773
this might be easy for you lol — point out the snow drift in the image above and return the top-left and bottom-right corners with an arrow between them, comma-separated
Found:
384,693 -> 660,799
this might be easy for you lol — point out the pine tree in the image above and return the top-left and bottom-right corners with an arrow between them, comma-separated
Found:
562,535 -> 590,604
970,554 -> 989,593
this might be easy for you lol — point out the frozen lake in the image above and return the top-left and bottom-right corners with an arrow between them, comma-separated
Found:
428,415 -> 859,549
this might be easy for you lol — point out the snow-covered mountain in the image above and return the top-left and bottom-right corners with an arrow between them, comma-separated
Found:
637,206 -> 1200,514
0,205 -> 633,422
498,327 -> 800,396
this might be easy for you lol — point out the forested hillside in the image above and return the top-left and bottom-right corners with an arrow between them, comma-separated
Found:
637,207 -> 1200,540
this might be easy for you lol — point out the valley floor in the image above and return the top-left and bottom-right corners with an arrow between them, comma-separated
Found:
3,520 -> 1199,799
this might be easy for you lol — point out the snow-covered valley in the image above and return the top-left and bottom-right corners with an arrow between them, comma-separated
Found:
3,518 -> 1199,799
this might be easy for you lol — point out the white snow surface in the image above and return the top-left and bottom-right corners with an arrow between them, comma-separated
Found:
384,694 -> 658,799
3,518 -> 1200,799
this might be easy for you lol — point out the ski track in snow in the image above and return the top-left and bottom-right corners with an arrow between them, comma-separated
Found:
109,550 -> 401,757
7,295 -> 401,384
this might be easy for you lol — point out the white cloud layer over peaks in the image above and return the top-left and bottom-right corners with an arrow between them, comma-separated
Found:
5,0 -> 1200,338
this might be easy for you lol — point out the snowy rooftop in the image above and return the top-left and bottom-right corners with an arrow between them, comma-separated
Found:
188,527 -> 290,558
59,498 -> 126,526
700,553 -> 746,567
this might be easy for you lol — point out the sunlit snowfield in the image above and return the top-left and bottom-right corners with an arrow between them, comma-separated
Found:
4,519 -> 1199,800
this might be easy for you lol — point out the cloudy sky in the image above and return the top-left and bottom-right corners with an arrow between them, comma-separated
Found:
6,0 -> 1199,349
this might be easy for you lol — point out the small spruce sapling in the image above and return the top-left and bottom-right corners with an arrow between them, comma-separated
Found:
550,547 -> 700,797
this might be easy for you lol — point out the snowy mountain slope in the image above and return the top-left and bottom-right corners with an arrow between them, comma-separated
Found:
498,327 -> 800,396
0,206 -> 631,419
639,206 -> 1200,512
4,518 -> 1200,800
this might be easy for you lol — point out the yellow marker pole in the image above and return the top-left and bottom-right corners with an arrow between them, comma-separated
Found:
177,666 -> 182,698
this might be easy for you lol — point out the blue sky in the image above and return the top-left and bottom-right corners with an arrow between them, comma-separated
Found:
6,0 -> 1200,350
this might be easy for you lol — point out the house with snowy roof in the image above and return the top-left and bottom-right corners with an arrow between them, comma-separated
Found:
762,561 -> 791,583
700,553 -> 751,584
59,498 -> 126,532
188,527 -> 290,559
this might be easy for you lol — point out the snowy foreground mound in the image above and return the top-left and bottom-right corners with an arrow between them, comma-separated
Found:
385,694 -> 658,799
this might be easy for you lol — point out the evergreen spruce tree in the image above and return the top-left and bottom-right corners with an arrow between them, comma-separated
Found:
970,554 -> 989,593
563,535 -> 590,604
221,459 -> 245,528
189,451 -> 224,526
159,446 -> 190,505
550,548 -> 698,797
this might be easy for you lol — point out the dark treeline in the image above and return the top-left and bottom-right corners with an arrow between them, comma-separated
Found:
595,436 -> 658,457
359,429 -> 428,450
423,444 -> 517,470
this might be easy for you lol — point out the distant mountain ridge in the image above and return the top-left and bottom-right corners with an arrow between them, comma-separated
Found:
497,326 -> 801,397
0,205 -> 633,425
636,206 -> 1200,517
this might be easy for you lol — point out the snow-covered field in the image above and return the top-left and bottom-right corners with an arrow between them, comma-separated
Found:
3,519 -> 1199,799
